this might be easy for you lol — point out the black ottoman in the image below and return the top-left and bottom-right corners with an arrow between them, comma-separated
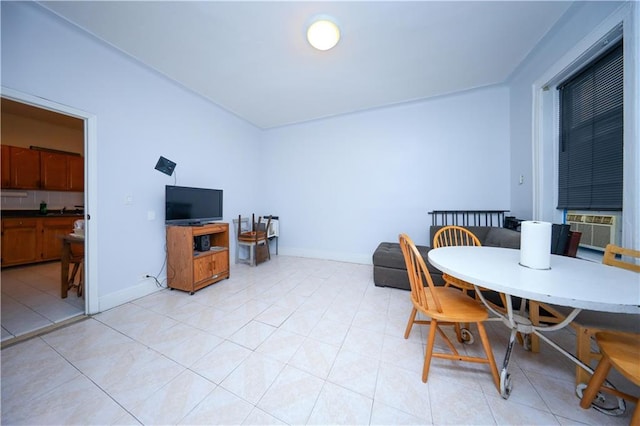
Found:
372,242 -> 444,290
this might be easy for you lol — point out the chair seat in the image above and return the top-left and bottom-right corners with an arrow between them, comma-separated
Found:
419,286 -> 490,322
579,331 -> 640,424
595,331 -> 640,386
238,231 -> 267,242
443,273 -> 482,291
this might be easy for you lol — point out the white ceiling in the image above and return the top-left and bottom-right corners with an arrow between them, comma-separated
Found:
40,1 -> 574,129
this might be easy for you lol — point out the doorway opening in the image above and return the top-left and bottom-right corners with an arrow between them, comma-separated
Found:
1,94 -> 92,343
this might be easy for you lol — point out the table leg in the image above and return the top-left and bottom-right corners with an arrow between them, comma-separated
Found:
475,284 -> 628,411
60,240 -> 70,298
475,291 -> 527,399
500,328 -> 516,399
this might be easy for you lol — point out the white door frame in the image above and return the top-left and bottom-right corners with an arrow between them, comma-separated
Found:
2,86 -> 99,314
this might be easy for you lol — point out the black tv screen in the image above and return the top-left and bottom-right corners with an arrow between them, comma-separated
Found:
165,185 -> 223,225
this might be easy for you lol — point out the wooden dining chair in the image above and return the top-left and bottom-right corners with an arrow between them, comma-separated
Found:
432,226 -> 509,342
67,242 -> 84,297
579,331 -> 640,423
432,226 -> 483,295
237,214 -> 272,266
603,244 -> 640,272
399,233 -> 500,393
529,244 -> 640,385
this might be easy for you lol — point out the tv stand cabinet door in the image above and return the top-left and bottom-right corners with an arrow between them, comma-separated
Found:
193,252 -> 229,288
211,250 -> 229,277
193,255 -> 214,286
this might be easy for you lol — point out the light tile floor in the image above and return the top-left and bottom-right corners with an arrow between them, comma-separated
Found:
1,256 -> 637,425
1,262 -> 85,341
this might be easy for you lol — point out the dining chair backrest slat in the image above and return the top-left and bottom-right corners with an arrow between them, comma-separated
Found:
603,244 -> 640,273
433,225 -> 481,249
399,233 -> 443,314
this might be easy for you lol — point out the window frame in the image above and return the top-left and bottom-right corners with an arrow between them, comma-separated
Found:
556,39 -> 623,211
530,2 -> 639,253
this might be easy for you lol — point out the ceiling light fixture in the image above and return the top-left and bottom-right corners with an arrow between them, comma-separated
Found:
307,19 -> 340,51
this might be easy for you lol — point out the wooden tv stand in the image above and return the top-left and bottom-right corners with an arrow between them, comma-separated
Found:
166,223 -> 230,294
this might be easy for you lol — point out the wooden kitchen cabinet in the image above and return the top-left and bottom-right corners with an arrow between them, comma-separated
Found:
1,145 -> 84,191
2,145 -> 10,188
8,146 -> 40,189
1,216 -> 80,267
166,223 -> 230,294
40,151 -> 69,190
68,155 -> 84,191
41,217 -> 77,261
1,218 -> 39,266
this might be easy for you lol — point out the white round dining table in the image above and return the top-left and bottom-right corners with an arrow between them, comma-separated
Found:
428,246 -> 640,399
428,246 -> 639,314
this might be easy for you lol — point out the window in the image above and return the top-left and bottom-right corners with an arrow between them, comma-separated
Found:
557,39 -> 623,210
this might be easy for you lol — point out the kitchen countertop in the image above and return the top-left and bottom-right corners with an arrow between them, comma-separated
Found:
1,210 -> 84,218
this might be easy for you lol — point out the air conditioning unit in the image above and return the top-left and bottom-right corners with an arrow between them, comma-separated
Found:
566,212 -> 620,251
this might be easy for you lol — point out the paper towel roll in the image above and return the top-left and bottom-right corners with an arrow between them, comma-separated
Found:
519,221 -> 552,269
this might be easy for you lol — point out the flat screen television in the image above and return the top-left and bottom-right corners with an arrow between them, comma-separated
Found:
165,185 -> 223,225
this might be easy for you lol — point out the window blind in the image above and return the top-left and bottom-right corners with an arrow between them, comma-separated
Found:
557,40 -> 623,210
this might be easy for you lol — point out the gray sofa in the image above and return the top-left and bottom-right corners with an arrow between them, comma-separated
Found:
373,225 -> 521,291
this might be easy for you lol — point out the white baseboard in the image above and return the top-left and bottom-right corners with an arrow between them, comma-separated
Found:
97,250 -> 372,314
98,279 -> 163,313
278,247 -> 372,265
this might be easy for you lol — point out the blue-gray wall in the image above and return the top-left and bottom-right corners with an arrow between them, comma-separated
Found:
2,1 -> 636,312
